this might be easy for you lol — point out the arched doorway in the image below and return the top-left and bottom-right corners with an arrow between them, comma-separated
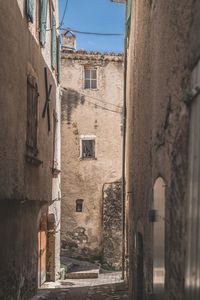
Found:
153,177 -> 166,298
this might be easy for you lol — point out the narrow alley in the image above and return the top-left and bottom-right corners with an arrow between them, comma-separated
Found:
1,0 -> 200,299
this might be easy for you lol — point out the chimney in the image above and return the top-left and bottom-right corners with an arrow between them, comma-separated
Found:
61,30 -> 76,51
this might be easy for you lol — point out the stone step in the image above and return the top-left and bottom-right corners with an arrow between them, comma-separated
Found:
66,269 -> 99,279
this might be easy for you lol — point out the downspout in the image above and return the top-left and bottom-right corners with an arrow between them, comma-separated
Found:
122,3 -> 127,281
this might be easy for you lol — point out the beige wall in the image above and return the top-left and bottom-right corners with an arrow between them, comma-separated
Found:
61,50 -> 123,258
125,0 -> 199,299
0,1 -> 60,298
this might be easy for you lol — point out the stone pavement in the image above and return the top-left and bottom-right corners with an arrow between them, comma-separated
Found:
32,272 -> 129,299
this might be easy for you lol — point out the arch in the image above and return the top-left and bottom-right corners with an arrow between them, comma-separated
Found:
153,177 -> 166,298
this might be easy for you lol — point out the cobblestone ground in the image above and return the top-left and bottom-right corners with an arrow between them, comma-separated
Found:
32,272 -> 129,300
32,282 -> 129,300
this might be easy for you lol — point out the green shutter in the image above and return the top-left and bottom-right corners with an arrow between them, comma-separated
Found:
40,0 -> 48,47
51,14 -> 57,69
125,0 -> 132,48
57,35 -> 61,83
27,0 -> 34,23
126,0 -> 131,21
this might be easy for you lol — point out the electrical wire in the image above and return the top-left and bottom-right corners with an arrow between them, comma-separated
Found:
62,88 -> 122,113
84,98 -> 122,113
60,27 -> 124,36
80,93 -> 122,109
60,0 -> 69,27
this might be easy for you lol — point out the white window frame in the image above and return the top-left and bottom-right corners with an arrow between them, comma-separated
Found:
84,67 -> 97,89
80,135 -> 96,159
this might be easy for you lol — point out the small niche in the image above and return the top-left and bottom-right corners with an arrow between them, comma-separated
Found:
76,199 -> 83,212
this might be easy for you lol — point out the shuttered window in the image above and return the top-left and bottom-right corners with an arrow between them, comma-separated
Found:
84,68 -> 97,89
40,0 -> 48,47
27,76 -> 39,156
125,0 -> 132,47
51,14 -> 57,69
27,0 -> 34,23
57,35 -> 61,83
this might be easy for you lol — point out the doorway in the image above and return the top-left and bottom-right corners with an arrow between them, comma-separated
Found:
153,177 -> 166,299
38,215 -> 47,287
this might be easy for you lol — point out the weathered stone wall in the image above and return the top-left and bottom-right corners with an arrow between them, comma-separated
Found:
0,0 -> 60,298
61,50 -> 123,261
102,182 -> 122,269
126,1 -> 200,299
0,201 -> 40,300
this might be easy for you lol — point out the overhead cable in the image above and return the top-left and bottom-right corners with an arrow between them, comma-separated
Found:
60,27 -> 124,36
60,0 -> 69,27
80,93 -> 122,109
84,98 -> 121,113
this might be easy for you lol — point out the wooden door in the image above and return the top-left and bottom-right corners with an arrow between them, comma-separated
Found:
38,216 -> 47,287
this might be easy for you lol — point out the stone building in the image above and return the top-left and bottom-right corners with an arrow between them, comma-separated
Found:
124,0 -> 200,299
0,0 -> 61,299
61,35 -> 124,268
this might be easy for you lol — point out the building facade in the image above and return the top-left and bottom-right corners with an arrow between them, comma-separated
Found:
125,0 -> 200,299
0,1 -> 61,299
61,36 -> 123,268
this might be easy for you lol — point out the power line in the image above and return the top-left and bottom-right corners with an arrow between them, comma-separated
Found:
60,27 -> 124,36
62,88 -> 122,114
84,98 -> 121,114
80,93 -> 122,109
60,0 -> 69,27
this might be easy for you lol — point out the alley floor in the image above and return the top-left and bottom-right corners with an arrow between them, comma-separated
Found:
32,272 -> 129,299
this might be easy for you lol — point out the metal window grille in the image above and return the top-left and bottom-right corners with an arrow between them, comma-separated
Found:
26,76 -> 39,156
84,68 -> 97,89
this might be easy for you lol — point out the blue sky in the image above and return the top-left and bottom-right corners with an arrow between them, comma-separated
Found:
59,0 -> 125,53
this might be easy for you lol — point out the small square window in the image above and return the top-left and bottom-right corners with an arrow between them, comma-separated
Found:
84,68 -> 97,89
81,140 -> 95,159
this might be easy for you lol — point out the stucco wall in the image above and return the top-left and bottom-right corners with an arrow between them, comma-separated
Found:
126,1 -> 199,299
61,50 -> 123,260
0,0 -> 60,298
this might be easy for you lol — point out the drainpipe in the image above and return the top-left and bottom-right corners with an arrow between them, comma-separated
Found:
122,6 -> 127,281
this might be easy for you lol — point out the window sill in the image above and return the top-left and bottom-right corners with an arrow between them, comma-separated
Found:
25,154 -> 43,167
83,88 -> 99,92
79,157 -> 97,161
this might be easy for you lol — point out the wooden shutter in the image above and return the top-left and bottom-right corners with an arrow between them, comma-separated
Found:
40,0 -> 48,47
27,0 -> 34,23
125,0 -> 132,48
51,14 -> 57,69
27,76 -> 39,155
57,35 -> 61,83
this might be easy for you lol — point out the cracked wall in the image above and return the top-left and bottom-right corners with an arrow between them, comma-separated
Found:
126,0 -> 200,299
61,51 -> 123,260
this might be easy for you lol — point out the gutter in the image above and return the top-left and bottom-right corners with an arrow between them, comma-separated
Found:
122,5 -> 127,281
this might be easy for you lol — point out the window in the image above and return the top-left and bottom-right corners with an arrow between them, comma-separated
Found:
76,199 -> 83,212
26,75 -> 39,156
81,140 -> 95,159
84,68 -> 97,89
